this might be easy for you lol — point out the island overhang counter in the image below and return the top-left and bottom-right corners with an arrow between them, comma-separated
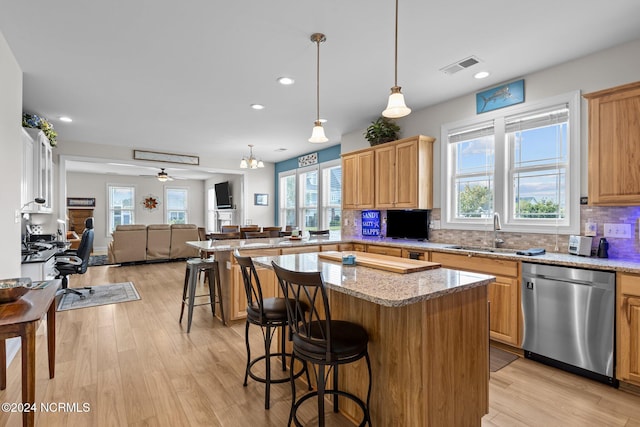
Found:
253,252 -> 494,427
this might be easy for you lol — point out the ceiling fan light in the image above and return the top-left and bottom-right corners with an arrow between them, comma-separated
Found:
157,175 -> 168,182
309,121 -> 328,143
382,86 -> 411,118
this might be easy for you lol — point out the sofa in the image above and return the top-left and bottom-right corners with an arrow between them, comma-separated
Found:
108,224 -> 200,264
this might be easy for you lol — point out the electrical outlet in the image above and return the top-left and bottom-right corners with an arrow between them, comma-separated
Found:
584,222 -> 597,236
603,223 -> 631,238
430,220 -> 441,230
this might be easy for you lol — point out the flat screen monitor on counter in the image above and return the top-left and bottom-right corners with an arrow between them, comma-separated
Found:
386,209 -> 430,241
214,181 -> 232,209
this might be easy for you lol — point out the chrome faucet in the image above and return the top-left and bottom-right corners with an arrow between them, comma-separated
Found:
493,212 -> 504,248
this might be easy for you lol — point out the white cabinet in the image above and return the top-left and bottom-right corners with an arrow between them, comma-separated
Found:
21,256 -> 57,281
21,128 -> 53,213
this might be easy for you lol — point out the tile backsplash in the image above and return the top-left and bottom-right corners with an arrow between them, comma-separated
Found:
342,205 -> 640,261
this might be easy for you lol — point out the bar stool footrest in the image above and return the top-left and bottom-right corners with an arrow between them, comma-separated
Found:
246,352 -> 306,385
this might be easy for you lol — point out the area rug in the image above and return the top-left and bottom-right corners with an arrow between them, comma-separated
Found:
88,254 -> 112,267
57,281 -> 140,311
490,346 -> 519,372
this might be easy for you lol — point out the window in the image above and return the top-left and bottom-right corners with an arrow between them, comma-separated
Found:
278,160 -> 341,233
108,185 -> 134,233
442,91 -> 580,234
166,187 -> 188,224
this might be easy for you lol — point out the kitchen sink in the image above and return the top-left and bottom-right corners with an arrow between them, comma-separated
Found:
445,245 -> 520,254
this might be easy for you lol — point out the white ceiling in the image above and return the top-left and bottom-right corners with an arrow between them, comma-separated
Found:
2,1 -> 640,179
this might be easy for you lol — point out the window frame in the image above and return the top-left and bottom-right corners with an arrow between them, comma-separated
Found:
106,183 -> 136,235
164,186 -> 189,224
441,91 -> 580,234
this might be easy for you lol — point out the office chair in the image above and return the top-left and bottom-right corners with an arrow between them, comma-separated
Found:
55,217 -> 95,298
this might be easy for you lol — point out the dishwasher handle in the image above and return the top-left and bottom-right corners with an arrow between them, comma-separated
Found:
522,274 -> 612,290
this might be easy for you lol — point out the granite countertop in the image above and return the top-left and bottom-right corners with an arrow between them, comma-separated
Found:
252,252 -> 494,307
187,234 -> 640,274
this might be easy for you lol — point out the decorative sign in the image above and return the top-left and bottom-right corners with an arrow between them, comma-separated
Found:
141,194 -> 160,211
133,149 -> 199,165
67,197 -> 95,208
361,210 -> 381,237
476,79 -> 525,114
298,152 -> 318,168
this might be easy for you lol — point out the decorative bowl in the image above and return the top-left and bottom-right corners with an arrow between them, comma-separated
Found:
0,277 -> 32,303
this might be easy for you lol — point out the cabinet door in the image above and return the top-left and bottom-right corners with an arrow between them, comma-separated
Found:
375,144 -> 396,208
342,151 -> 375,209
342,154 -> 358,209
230,263 -> 278,321
585,83 -> 640,205
280,245 -> 320,255
394,140 -> 418,208
21,129 -> 35,210
366,244 -> 402,257
618,274 -> 640,384
488,277 -> 519,346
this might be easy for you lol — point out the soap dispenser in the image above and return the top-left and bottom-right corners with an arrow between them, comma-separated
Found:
597,238 -> 609,258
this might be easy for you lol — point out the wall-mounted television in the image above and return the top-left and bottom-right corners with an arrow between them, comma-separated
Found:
214,181 -> 232,209
385,209 -> 430,241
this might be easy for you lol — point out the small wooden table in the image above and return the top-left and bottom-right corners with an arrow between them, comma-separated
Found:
0,281 -> 59,427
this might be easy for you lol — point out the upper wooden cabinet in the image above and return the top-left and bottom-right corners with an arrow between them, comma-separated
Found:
584,81 -> 640,205
342,150 -> 375,209
342,135 -> 435,210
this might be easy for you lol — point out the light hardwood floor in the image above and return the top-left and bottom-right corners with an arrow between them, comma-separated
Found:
1,261 -> 640,426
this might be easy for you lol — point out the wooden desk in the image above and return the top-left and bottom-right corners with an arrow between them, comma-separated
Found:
0,281 -> 58,427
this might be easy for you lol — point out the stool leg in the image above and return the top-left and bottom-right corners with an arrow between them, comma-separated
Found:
318,364 -> 326,427
213,262 -> 226,325
280,324 -> 287,371
206,266 -> 216,317
288,354 -> 296,426
179,265 -> 189,323
264,324 -> 272,410
333,365 -> 339,413
243,320 -> 251,387
187,265 -> 198,333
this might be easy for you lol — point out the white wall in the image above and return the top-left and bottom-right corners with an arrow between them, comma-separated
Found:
66,172 -> 205,251
0,31 -> 23,277
342,37 -> 640,207
0,30 -> 23,366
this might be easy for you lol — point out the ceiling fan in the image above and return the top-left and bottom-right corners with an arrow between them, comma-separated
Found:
156,168 -> 173,182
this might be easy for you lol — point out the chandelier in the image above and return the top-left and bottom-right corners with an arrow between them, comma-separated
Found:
240,144 -> 264,169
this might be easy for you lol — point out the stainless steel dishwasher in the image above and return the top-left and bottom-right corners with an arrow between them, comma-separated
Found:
521,262 -> 616,385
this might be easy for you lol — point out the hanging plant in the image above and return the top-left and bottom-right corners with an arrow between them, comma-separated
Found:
363,116 -> 400,146
22,113 -> 57,147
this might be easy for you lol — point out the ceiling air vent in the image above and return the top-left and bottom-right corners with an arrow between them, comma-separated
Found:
440,56 -> 481,75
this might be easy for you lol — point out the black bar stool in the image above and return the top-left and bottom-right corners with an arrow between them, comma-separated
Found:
179,257 -> 226,332
234,252 -> 309,410
272,261 -> 372,427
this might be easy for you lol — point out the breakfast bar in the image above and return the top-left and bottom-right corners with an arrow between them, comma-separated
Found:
253,252 -> 495,427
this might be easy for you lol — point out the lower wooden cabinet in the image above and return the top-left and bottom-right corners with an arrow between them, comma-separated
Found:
617,273 -> 640,385
431,252 -> 520,347
366,244 -> 402,257
401,248 -> 429,261
230,262 -> 278,320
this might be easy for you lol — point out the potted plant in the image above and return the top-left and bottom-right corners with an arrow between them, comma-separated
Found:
363,116 -> 400,146
22,113 -> 57,147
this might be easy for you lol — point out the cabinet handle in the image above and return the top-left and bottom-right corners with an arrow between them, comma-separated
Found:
624,296 -> 640,323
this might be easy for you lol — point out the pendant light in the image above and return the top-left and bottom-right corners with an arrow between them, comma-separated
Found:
309,33 -> 328,143
382,0 -> 411,118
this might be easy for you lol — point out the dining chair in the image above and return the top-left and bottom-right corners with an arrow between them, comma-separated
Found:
308,229 -> 330,236
262,226 -> 282,238
244,231 -> 270,238
221,225 -> 240,233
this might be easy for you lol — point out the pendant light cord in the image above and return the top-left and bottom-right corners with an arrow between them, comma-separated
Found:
393,0 -> 399,87
316,36 -> 321,121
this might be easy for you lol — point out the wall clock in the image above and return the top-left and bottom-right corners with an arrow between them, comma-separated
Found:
142,194 -> 160,211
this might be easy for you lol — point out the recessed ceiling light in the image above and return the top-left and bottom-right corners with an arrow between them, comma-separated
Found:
250,104 -> 265,110
277,77 -> 295,85
474,71 -> 490,79
59,116 -> 72,122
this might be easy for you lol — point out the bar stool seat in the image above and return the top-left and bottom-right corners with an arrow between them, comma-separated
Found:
179,257 -> 226,332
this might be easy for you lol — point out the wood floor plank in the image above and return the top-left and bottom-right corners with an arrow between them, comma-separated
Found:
2,261 -> 640,426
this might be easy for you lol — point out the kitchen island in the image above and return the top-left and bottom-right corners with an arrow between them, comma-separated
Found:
253,252 -> 495,427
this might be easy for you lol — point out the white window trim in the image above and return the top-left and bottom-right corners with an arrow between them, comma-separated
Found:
164,186 -> 189,224
440,91 -> 580,235
106,183 -> 136,237
278,169 -> 297,227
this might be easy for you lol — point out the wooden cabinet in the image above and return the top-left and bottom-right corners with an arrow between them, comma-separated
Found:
280,245 -> 320,255
21,128 -> 53,213
342,135 -> 435,210
365,244 -> 402,257
68,209 -> 94,234
401,248 -> 430,261
617,273 -> 640,385
584,81 -> 640,205
431,252 -> 520,346
229,248 -> 279,320
342,150 -> 375,209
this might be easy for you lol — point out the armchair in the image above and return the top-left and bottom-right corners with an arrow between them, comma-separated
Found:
55,217 -> 95,298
